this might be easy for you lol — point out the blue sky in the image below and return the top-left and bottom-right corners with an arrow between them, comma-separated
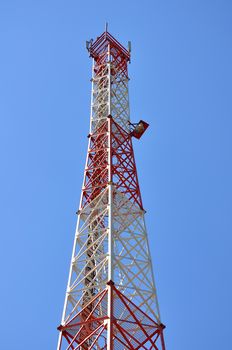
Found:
0,0 -> 232,349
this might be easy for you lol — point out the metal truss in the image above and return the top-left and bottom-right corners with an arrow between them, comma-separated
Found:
57,30 -> 166,350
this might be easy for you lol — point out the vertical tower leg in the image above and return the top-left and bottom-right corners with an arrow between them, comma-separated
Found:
107,281 -> 114,350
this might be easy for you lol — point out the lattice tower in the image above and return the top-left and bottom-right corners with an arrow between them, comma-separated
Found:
57,29 -> 166,350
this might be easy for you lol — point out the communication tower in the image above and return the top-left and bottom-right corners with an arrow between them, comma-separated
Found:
57,28 -> 166,350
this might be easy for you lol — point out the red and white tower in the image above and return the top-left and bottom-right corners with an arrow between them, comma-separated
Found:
57,28 -> 166,350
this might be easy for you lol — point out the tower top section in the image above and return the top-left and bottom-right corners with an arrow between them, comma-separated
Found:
87,29 -> 131,133
86,30 -> 131,62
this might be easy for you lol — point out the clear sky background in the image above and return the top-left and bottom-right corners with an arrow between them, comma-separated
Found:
0,0 -> 231,349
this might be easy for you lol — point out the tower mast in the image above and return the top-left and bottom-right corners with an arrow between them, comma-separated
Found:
57,28 -> 166,350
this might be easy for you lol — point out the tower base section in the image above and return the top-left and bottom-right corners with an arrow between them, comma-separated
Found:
57,282 -> 166,350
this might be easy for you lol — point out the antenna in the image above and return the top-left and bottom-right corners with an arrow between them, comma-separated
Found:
86,39 -> 93,53
105,22 -> 108,33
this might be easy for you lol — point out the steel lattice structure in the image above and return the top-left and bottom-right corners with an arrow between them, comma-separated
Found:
57,29 -> 166,350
